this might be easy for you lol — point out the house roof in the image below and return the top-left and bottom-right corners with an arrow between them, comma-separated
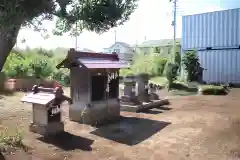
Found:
139,38 -> 181,48
106,42 -> 132,49
56,49 -> 129,69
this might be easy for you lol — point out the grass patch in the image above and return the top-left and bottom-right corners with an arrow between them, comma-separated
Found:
169,81 -> 199,96
149,77 -> 167,86
199,85 -> 228,95
0,127 -> 26,153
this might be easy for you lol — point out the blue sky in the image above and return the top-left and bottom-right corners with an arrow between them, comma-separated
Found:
17,0 -> 238,51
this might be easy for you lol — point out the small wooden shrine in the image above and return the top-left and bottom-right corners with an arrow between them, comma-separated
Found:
21,85 -> 72,136
56,48 -> 129,125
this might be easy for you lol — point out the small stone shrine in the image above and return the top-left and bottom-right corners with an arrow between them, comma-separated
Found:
21,85 -> 72,136
120,75 -> 140,105
135,73 -> 151,102
56,48 -> 129,125
121,73 -> 167,113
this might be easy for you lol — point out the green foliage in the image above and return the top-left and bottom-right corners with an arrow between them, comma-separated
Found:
120,69 -> 133,77
165,62 -> 179,90
149,76 -> 167,86
199,85 -> 228,95
130,52 -> 168,77
51,69 -> 70,86
29,59 -> 53,79
0,128 -> 24,152
3,53 -> 30,78
0,0 -> 138,72
3,49 -> 70,86
1,0 -> 138,35
182,50 -> 202,82
174,51 -> 181,67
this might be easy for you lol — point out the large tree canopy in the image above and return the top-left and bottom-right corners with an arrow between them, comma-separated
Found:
0,0 -> 138,71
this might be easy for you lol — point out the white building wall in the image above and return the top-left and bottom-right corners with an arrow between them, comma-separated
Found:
103,43 -> 134,62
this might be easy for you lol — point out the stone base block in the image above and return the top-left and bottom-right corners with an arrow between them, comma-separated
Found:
137,92 -> 150,103
120,95 -> 141,105
69,108 -> 82,122
69,103 -> 120,126
149,93 -> 159,100
29,122 -> 64,136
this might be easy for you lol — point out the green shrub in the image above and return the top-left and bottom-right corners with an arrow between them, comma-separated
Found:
199,85 -> 228,95
165,62 -> 179,90
131,52 -> 167,77
51,69 -> 70,86
3,53 -> 30,78
29,58 -> 53,79
120,69 -> 133,77
182,50 -> 202,82
0,128 -> 24,152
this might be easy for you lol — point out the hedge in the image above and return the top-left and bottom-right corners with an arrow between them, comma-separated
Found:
199,85 -> 228,95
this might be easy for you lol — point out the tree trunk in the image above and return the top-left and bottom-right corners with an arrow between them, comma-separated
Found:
0,25 -> 22,71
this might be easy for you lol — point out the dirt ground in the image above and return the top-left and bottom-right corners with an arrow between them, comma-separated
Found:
1,89 -> 240,160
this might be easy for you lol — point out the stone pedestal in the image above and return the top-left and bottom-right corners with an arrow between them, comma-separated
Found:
135,80 -> 145,96
149,87 -> 156,93
70,99 -> 120,125
135,77 -> 149,102
121,80 -> 140,105
31,104 -> 64,136
149,88 -> 159,100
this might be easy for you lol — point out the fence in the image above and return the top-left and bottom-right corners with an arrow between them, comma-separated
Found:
4,78 -> 56,92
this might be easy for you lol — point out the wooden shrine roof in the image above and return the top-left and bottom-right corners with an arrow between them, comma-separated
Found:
56,48 -> 129,69
21,92 -> 55,105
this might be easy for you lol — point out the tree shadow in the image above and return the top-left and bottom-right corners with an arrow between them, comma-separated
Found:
0,90 -> 15,97
121,103 -> 172,114
37,131 -> 94,151
172,83 -> 198,93
0,152 -> 5,160
91,116 -> 171,146
140,109 -> 163,114
156,106 -> 172,111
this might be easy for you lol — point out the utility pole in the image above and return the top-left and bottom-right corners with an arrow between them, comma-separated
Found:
171,0 -> 177,63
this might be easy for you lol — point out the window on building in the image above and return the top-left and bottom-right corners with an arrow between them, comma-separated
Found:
91,75 -> 107,101
113,49 -> 120,53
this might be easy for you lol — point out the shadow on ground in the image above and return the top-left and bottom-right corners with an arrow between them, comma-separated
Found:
140,109 -> 163,114
169,83 -> 199,96
0,152 -> 5,160
37,131 -> 94,151
0,90 -> 15,97
91,116 -> 171,146
122,105 -> 172,114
